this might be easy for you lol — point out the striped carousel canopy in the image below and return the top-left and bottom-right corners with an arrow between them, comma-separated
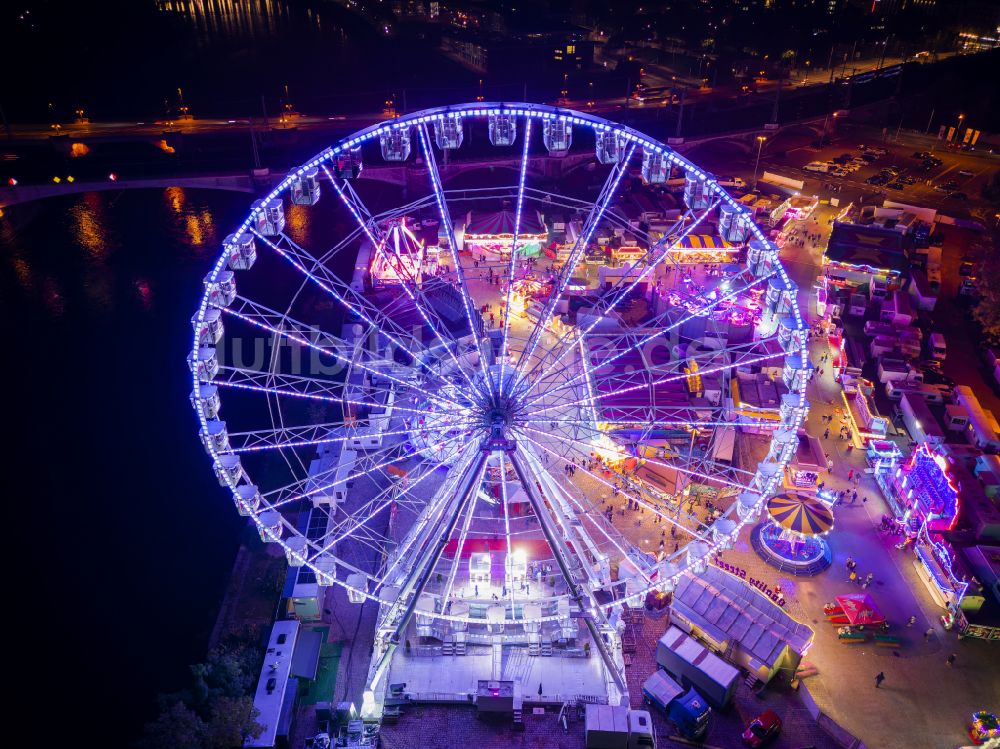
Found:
676,234 -> 733,250
766,492 -> 834,536
466,208 -> 545,237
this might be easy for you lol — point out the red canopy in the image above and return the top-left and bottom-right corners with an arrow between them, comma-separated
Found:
835,593 -> 885,626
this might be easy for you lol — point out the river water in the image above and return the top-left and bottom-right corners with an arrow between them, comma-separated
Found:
0,0 -> 483,740
4,0 -> 478,121
2,189 -> 257,742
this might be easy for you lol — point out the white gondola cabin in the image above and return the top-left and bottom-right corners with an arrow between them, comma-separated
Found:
334,146 -> 363,179
252,198 -> 285,236
641,150 -> 669,184
204,269 -> 236,308
257,510 -> 283,542
290,167 -> 321,206
189,346 -> 219,382
719,204 -> 752,243
285,536 -> 308,567
346,572 -> 368,604
190,384 -> 220,419
214,453 -> 244,485
543,119 -> 572,154
434,114 -> 464,149
595,131 -> 621,164
192,307 -> 223,345
488,112 -> 517,146
235,483 -> 261,516
379,128 -> 411,161
201,418 -> 230,453
683,172 -> 713,210
225,232 -> 257,270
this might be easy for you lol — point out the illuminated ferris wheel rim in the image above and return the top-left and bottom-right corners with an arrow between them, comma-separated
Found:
189,102 -> 810,625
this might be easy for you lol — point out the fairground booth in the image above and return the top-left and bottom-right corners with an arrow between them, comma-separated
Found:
671,566 -> 814,686
462,208 -> 547,256
873,443 -> 974,616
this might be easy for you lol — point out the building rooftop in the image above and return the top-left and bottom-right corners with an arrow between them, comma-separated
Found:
672,566 -> 814,671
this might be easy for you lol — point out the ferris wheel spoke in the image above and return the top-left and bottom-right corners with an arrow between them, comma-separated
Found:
227,421 -> 359,453
219,301 -> 467,413
416,124 -> 491,387
515,428 -> 711,543
264,427 -> 469,510
252,230 -> 436,375
530,336 -> 778,415
528,270 -> 774,402
519,422 -> 752,488
322,165 -> 384,247
541,462 -> 654,586
376,441 -> 480,590
371,224 -> 487,400
515,144 -> 636,390
213,366 -> 465,422
325,166 -> 484,400
310,440 -> 465,562
529,346 -> 785,418
498,117 -> 533,400
516,200 -> 720,397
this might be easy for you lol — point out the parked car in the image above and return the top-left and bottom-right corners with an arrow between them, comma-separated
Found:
912,151 -> 930,159
866,175 -> 888,185
948,191 -> 968,201
742,710 -> 782,747
831,167 -> 849,177
957,169 -> 974,177
804,162 -> 832,173
887,181 -> 905,190
960,256 -> 976,276
901,175 -> 916,185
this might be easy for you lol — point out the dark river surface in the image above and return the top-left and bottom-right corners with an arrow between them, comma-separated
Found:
0,0 -> 485,741
2,189 -> 256,742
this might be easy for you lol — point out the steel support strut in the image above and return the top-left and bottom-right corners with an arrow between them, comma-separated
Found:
507,451 -> 628,704
362,451 -> 489,718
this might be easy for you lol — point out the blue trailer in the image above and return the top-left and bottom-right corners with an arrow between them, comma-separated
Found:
641,669 -> 711,740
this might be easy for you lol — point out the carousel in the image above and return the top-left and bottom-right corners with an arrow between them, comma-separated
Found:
752,491 -> 834,575
665,233 -> 737,264
369,218 -> 432,287
462,208 -> 547,256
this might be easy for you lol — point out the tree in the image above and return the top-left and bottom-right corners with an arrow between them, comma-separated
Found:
972,257 -> 1000,345
204,696 -> 263,749
137,701 -> 206,749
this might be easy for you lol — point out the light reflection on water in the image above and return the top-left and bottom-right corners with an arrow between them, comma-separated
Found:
157,0 -> 335,47
164,187 -> 218,256
0,189 -> 240,320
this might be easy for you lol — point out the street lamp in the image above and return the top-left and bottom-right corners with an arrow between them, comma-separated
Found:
955,113 -> 965,142
752,135 -> 766,192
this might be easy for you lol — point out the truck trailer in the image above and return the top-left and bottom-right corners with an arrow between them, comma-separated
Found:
641,670 -> 711,740
656,626 -> 739,709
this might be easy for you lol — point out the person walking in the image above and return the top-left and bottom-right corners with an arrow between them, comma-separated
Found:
946,653 -> 956,667
907,615 -> 917,627
924,627 -> 935,641
875,672 -> 885,688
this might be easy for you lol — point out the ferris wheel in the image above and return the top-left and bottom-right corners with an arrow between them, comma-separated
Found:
189,103 -> 809,709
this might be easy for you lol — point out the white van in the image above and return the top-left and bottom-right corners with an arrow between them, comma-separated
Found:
803,162 -> 831,173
